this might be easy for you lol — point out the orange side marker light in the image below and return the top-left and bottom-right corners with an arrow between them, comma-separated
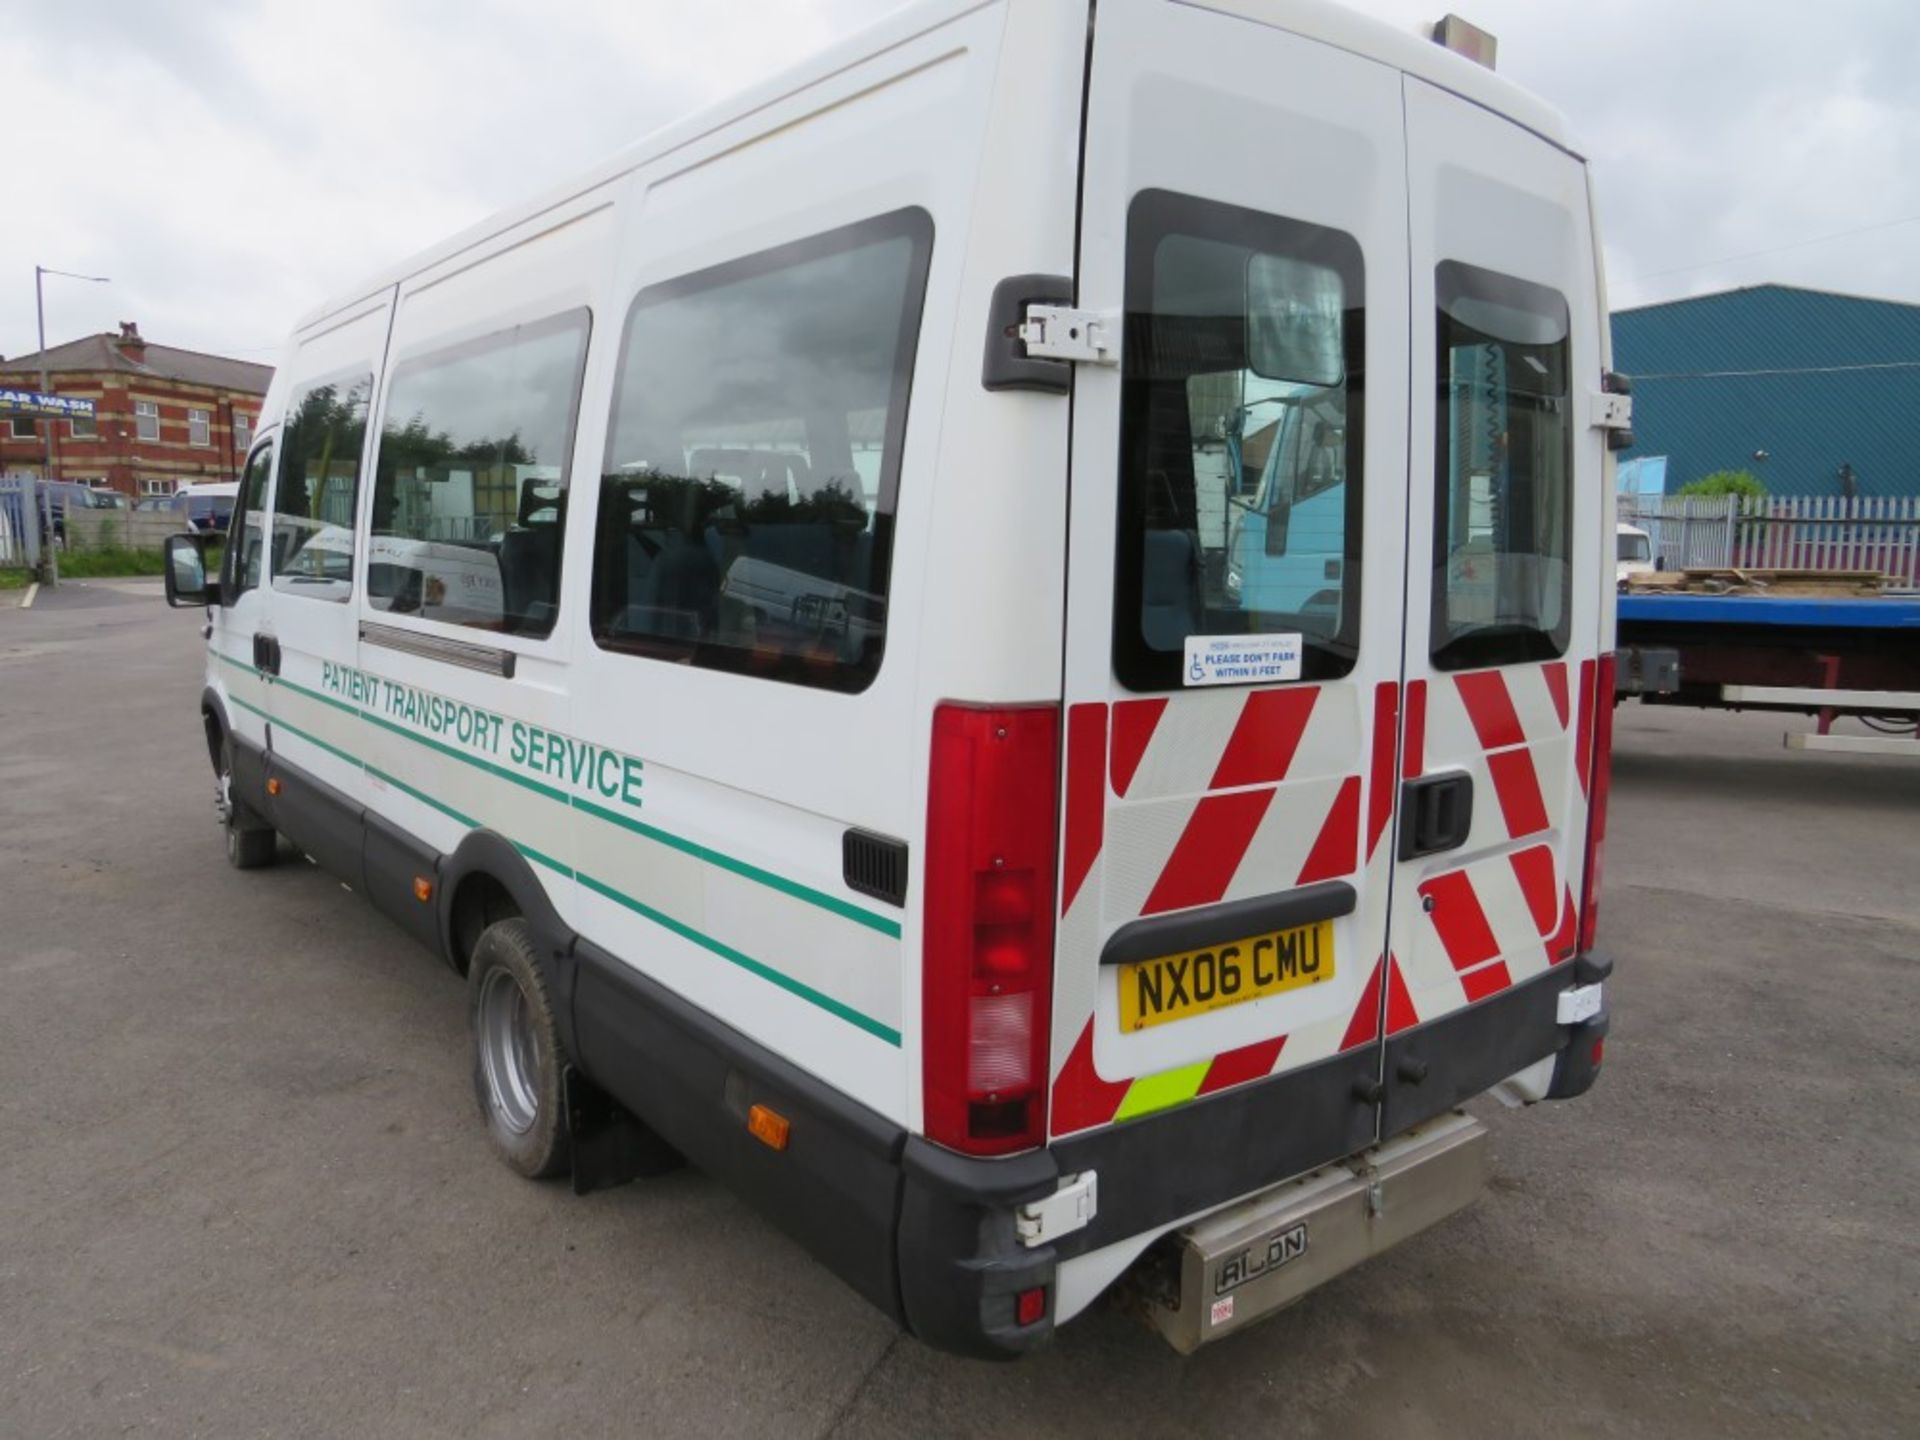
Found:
747,1104 -> 790,1151
266,777 -> 282,797
413,876 -> 434,903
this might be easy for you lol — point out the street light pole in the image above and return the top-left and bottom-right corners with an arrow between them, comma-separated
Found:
34,264 -> 111,587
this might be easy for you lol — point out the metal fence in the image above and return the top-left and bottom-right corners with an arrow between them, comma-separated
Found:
1618,495 -> 1920,586
1,475 -> 42,572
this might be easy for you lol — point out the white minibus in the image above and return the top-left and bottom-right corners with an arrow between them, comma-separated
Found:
163,0 -> 1626,1355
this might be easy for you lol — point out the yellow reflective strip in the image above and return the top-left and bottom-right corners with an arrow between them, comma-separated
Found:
1112,1060 -> 1212,1122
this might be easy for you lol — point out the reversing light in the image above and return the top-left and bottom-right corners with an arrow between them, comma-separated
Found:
1431,14 -> 1498,70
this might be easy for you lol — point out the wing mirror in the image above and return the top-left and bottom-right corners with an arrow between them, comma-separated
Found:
164,533 -> 222,608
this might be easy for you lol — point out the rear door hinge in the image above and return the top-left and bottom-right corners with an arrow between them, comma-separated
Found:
1018,305 -> 1120,366
1592,373 -> 1635,450
1590,391 -> 1633,432
1015,1170 -> 1098,1247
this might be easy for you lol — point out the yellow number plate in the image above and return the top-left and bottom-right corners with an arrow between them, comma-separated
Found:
1118,921 -> 1335,1032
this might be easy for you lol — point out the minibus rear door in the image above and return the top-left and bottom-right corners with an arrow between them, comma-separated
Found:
1380,77 -> 1607,1133
1049,0 -> 1412,1169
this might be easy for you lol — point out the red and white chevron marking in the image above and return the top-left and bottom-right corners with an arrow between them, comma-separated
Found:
1099,683 -> 1362,922
1051,682 -> 1386,1136
1047,660 -> 1598,1138
1396,661 -> 1585,1025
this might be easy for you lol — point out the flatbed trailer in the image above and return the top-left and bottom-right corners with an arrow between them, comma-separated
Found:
1616,591 -> 1920,756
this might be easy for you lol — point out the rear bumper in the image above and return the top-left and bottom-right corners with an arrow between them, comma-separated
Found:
571,943 -> 1605,1359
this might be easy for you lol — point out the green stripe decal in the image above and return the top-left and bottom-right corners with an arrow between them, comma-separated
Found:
576,870 -> 900,1046
572,795 -> 902,939
367,765 -> 478,829
216,649 -> 902,1041
270,672 -> 363,722
1113,1061 -> 1212,1122
355,705 -> 574,806
514,841 -> 576,880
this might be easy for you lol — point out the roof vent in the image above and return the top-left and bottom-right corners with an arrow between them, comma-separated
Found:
1432,15 -> 1498,70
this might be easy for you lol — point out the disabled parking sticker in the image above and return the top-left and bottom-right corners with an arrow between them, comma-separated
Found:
1183,632 -> 1303,687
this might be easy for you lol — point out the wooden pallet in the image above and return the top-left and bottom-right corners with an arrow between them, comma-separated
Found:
1623,567 -> 1887,598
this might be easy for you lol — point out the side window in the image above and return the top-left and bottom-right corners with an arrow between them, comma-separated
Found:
1430,262 -> 1571,670
367,309 -> 590,638
271,373 -> 371,602
1114,190 -> 1365,691
223,442 -> 275,599
591,209 -> 933,693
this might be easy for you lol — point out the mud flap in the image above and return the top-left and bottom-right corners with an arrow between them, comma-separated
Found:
565,1065 -> 684,1197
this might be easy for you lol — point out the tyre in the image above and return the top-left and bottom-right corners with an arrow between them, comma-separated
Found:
218,730 -> 277,870
468,917 -> 572,1180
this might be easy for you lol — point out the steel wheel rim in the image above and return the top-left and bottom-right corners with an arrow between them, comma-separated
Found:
478,967 -> 541,1135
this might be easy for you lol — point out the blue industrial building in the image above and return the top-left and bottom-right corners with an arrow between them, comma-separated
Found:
1610,284 -> 1920,498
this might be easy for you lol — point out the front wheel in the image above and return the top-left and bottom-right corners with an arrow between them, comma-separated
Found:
468,918 -> 571,1180
218,731 -> 277,870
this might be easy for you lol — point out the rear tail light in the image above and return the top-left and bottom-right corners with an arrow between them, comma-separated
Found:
1578,653 -> 1616,955
1015,1285 -> 1048,1327
923,702 -> 1060,1156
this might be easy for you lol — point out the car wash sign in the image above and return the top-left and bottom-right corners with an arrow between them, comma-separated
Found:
0,389 -> 94,420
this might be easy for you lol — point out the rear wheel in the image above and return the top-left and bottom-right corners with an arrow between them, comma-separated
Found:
468,917 -> 571,1180
217,731 -> 277,870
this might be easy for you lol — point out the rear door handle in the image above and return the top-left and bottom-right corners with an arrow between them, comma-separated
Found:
1399,772 -> 1473,860
252,633 -> 281,676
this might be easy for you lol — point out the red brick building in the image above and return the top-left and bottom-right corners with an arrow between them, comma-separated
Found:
0,323 -> 273,498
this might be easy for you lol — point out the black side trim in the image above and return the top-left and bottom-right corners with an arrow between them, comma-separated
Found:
1381,966 -> 1567,1135
981,273 -> 1074,392
843,828 -> 908,908
570,940 -> 907,1322
1048,1046 -> 1380,1256
230,735 -> 271,820
364,808 -> 443,955
264,748 -> 363,885
1099,881 -> 1355,968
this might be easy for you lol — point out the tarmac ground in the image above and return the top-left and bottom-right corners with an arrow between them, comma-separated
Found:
1,579 -> 1914,1437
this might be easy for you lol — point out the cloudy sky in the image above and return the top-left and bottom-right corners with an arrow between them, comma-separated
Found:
5,0 -> 1916,365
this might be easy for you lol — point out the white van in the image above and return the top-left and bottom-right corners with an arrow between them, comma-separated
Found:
162,0 -> 1625,1356
1617,521 -> 1655,585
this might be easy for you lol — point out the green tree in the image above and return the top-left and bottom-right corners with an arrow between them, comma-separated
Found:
1678,469 -> 1767,499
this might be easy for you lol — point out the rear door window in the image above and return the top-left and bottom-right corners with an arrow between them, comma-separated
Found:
591,209 -> 933,693
1113,190 -> 1365,691
1430,262 -> 1571,669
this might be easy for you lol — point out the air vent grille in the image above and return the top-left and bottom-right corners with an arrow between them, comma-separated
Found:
843,829 -> 908,908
